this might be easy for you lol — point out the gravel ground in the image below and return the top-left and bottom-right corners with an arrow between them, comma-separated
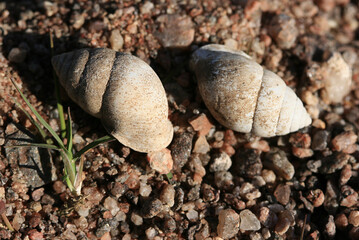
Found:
1,0 -> 359,239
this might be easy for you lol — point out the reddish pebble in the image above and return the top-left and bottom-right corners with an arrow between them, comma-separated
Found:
245,140 -> 270,152
224,130 -> 237,146
306,189 -> 325,207
340,185 -> 358,208
103,210 -> 112,219
289,132 -> 311,148
147,148 -> 173,174
335,213 -> 348,230
340,164 -> 352,185
349,211 -> 359,227
332,131 -> 358,153
188,113 -> 213,136
28,229 -> 43,240
292,147 -> 314,158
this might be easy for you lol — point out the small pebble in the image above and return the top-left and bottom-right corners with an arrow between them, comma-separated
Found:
235,149 -> 262,178
349,211 -> 359,227
321,52 -> 352,104
160,184 -> 175,207
53,181 -> 66,194
324,215 -> 336,238
139,182 -> 152,197
217,209 -> 240,239
264,148 -> 295,180
8,47 -> 27,63
147,148 -> 173,174
274,184 -> 291,205
31,188 -> 44,202
164,216 -> 176,233
214,171 -> 233,189
257,207 -> 278,228
240,209 -> 261,231
261,169 -> 276,184
193,136 -> 210,154
311,130 -> 329,150
131,212 -> 143,226
140,1 -> 154,14
146,227 -> 157,239
335,213 -> 348,230
109,29 -> 124,51
186,210 -> 199,222
332,131 -> 357,153
339,164 -> 352,185
141,198 -> 163,218
171,130 -> 194,170
189,113 -> 213,136
268,13 -> 298,49
28,229 -> 43,240
210,152 -> 232,172
103,197 -> 120,216
155,14 -> 195,48
340,185 -> 358,208
275,210 -> 294,235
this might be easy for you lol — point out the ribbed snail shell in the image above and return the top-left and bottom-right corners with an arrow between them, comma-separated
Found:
190,44 -> 311,137
52,48 -> 173,153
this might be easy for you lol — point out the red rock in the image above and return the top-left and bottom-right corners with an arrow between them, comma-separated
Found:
292,147 -> 314,158
224,130 -> 237,146
332,131 -> 358,153
28,229 -> 43,240
189,113 -> 213,136
335,213 -> 348,230
307,189 -> 325,207
103,210 -> 112,219
220,143 -> 235,157
147,148 -> 173,174
349,211 -> 359,227
245,140 -> 270,152
289,132 -> 311,148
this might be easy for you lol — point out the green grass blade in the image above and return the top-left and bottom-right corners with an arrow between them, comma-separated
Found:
66,108 -> 73,158
73,135 -> 115,159
61,150 -> 76,184
12,97 -> 49,143
4,143 -> 60,150
74,155 -> 85,196
10,78 -> 66,151
50,32 -> 66,139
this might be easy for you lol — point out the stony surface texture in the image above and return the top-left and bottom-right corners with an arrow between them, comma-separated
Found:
0,0 -> 358,239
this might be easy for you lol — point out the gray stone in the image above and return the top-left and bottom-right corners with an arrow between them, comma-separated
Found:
239,209 -> 261,231
264,148 -> 294,180
4,123 -> 57,189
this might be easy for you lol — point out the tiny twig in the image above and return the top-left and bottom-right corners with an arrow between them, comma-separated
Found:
300,214 -> 307,240
1,213 -> 14,232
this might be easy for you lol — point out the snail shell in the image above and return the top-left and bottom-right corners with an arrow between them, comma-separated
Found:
190,44 -> 311,137
52,48 -> 173,153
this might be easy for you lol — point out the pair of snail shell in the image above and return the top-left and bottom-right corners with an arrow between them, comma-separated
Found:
52,44 -> 311,153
